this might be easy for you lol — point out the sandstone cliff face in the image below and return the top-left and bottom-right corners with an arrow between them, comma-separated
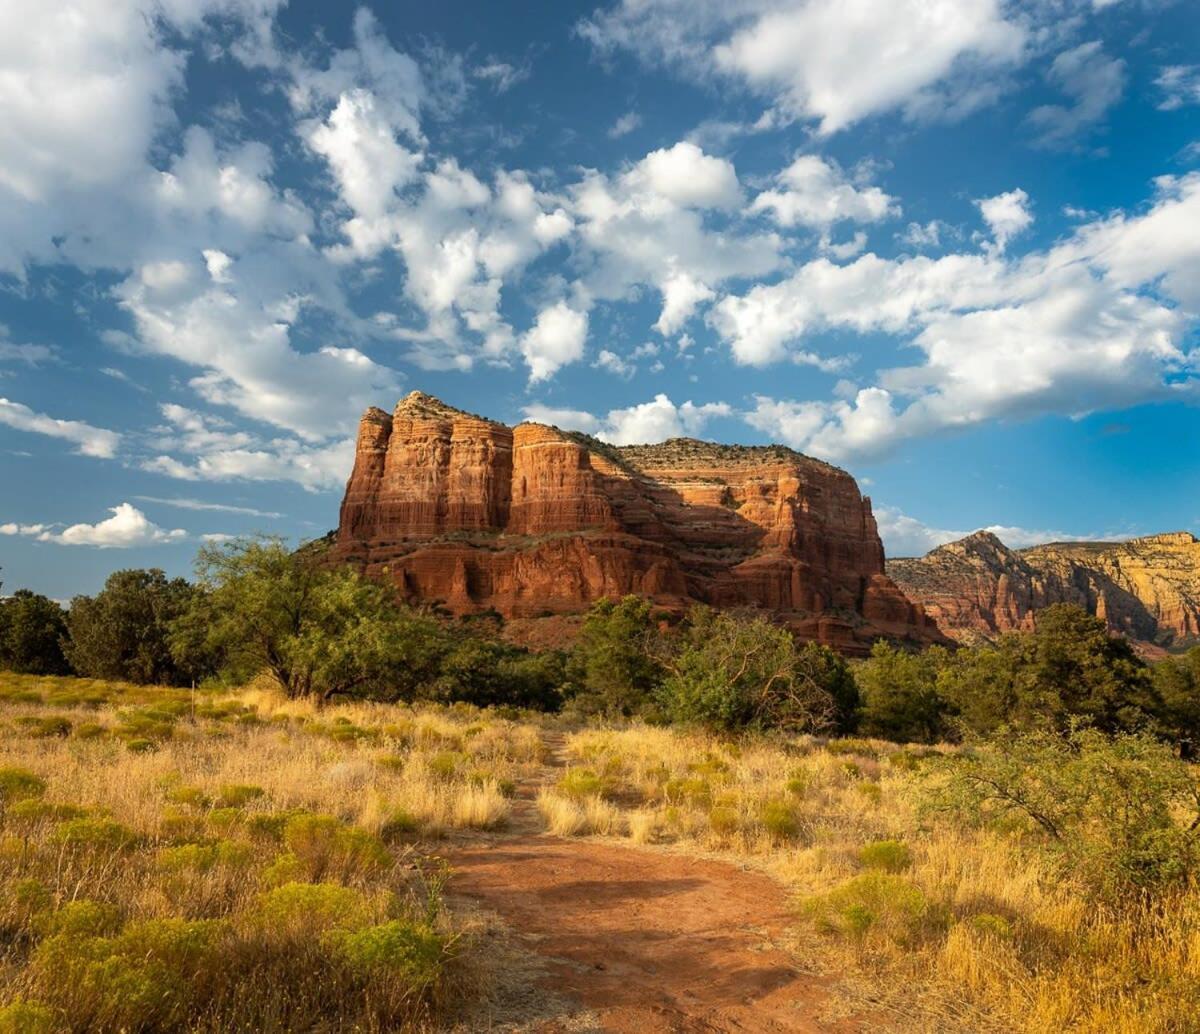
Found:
887,530 -> 1200,650
332,392 -> 943,654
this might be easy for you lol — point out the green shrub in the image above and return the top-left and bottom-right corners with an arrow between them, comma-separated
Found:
124,738 -> 157,754
969,913 -> 1013,940
254,882 -> 371,938
923,726 -> 1200,904
380,809 -> 420,840
165,786 -> 211,809
52,818 -> 138,852
426,752 -> 464,780
334,920 -> 447,988
281,814 -> 391,880
708,805 -> 739,836
758,799 -> 800,842
7,799 -> 89,826
213,784 -> 265,809
0,768 -> 46,803
859,840 -> 913,873
156,840 -> 252,874
558,768 -> 609,800
803,873 -> 934,945
73,722 -> 106,740
37,900 -> 123,938
31,917 -> 220,1031
0,1001 -> 55,1034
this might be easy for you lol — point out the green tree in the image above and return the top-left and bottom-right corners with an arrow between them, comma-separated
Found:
64,570 -> 199,685
856,642 -> 950,743
1006,604 -> 1158,733
568,596 -> 663,717
0,590 -> 71,675
175,538 -> 445,700
1152,646 -> 1200,744
797,641 -> 859,734
431,637 -> 567,710
657,607 -> 836,733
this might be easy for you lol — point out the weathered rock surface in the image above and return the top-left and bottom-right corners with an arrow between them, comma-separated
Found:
331,392 -> 944,654
887,530 -> 1200,650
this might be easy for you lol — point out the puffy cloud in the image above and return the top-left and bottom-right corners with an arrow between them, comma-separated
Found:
749,155 -> 898,229
976,188 -> 1032,252
594,349 -> 636,379
654,272 -> 716,335
719,173 -> 1200,460
0,398 -> 120,458
304,89 -> 423,219
521,302 -> 589,382
3,503 -> 188,548
523,394 -> 731,444
570,142 -> 783,340
580,0 -> 1026,133
1027,41 -> 1126,149
1157,65 -> 1200,110
630,142 -> 741,210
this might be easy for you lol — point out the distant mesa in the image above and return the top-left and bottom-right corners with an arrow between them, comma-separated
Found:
887,529 -> 1200,652
329,391 -> 946,655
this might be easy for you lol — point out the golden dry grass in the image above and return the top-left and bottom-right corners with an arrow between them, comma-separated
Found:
554,724 -> 1200,1033
0,672 -> 547,1032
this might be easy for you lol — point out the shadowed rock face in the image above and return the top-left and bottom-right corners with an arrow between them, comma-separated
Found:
330,392 -> 944,655
887,530 -> 1200,650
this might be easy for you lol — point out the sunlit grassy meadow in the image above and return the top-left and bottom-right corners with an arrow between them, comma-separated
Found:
0,671 -> 1194,1032
0,672 -> 544,1032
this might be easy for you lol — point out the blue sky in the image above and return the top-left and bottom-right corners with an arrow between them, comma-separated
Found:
1,0 -> 1198,599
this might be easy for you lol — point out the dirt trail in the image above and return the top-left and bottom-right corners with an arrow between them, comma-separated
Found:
441,733 -> 861,1033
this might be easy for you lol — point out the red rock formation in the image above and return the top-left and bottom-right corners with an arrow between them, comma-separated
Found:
331,392 -> 943,654
887,530 -> 1200,650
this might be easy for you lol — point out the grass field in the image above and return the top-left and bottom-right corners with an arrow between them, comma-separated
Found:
0,673 -> 1193,1032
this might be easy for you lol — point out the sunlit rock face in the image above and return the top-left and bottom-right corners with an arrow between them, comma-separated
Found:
332,391 -> 944,654
888,530 -> 1200,651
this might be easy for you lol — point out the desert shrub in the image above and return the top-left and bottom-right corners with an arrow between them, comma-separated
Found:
254,882 -> 371,938
658,607 -> 836,732
0,768 -> 45,804
7,799 -> 88,826
0,1002 -> 54,1034
938,607 -> 1160,736
333,919 -> 448,988
708,805 -> 739,837
213,784 -> 265,809
922,726 -> 1200,904
431,637 -> 567,710
175,538 -> 447,701
157,840 -> 253,874
281,814 -> 391,881
52,817 -> 138,852
803,873 -> 938,945
859,840 -> 912,872
30,917 -> 220,1030
558,768 -> 609,800
758,798 -> 801,842
37,900 -> 123,939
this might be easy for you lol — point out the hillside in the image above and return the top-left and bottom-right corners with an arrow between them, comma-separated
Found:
888,530 -> 1200,649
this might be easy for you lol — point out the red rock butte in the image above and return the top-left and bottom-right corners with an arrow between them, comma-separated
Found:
330,391 -> 944,654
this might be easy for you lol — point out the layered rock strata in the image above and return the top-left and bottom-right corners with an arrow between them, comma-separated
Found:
887,530 -> 1200,649
331,392 -> 944,654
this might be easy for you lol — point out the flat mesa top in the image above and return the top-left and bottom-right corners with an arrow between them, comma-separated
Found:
369,395 -> 848,477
